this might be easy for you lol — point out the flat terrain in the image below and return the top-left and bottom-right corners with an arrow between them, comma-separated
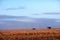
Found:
0,28 -> 60,33
0,28 -> 60,40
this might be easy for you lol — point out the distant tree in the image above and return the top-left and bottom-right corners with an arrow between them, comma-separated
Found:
32,28 -> 36,30
47,27 -> 51,29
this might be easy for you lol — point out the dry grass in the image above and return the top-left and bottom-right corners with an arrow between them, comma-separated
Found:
0,28 -> 60,40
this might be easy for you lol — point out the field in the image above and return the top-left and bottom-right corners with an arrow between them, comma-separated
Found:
0,28 -> 60,40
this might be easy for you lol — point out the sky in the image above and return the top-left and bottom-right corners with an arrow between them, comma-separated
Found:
0,0 -> 60,29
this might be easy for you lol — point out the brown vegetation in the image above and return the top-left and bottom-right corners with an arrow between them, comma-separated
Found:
0,28 -> 60,40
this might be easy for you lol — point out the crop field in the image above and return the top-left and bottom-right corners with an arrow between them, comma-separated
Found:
0,28 -> 60,40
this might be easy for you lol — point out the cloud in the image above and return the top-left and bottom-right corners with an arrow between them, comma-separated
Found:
5,6 -> 25,10
0,15 -> 60,29
3,18 -> 35,22
44,12 -> 60,15
32,13 -> 40,15
0,18 -> 60,29
0,15 -> 35,22
0,15 -> 28,19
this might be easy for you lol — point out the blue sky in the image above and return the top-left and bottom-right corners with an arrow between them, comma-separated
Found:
0,0 -> 60,18
0,0 -> 60,29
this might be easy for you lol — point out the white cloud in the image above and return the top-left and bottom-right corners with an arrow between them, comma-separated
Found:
3,18 -> 35,22
29,14 -> 60,19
